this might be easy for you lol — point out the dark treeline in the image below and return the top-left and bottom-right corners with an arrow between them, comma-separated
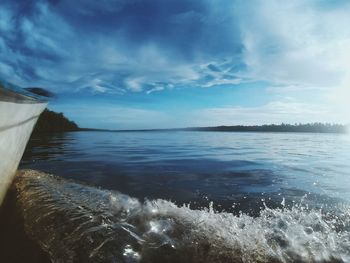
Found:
187,123 -> 348,133
32,110 -> 348,134
33,109 -> 80,134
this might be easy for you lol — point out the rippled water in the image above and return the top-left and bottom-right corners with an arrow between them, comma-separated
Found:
18,131 -> 350,262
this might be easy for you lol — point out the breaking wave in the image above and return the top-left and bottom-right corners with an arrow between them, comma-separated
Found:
15,170 -> 350,263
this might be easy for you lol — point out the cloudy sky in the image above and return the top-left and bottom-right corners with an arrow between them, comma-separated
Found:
1,0 -> 349,129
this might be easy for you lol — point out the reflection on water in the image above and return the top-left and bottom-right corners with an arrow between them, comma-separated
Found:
21,131 -> 350,205
23,132 -> 74,162
17,131 -> 350,262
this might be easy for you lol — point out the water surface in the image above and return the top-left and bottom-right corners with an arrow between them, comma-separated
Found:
21,131 -> 350,204
17,131 -> 350,262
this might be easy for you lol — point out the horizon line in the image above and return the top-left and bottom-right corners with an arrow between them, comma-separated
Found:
79,123 -> 349,134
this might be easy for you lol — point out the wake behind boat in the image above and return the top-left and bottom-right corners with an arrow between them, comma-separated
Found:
0,80 -> 47,204
13,169 -> 350,263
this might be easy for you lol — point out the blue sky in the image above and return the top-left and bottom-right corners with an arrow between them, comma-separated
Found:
1,0 -> 349,129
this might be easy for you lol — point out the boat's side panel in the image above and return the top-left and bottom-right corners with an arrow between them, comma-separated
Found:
0,101 -> 47,204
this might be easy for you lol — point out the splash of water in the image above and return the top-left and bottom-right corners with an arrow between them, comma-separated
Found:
15,170 -> 350,263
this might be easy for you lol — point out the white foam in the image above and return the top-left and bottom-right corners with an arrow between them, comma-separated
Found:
15,170 -> 350,263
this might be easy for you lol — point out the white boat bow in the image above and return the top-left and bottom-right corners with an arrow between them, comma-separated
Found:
0,80 -> 47,204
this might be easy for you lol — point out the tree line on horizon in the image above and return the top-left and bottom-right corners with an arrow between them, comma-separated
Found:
189,123 -> 347,133
32,109 -> 80,134
32,109 -> 348,134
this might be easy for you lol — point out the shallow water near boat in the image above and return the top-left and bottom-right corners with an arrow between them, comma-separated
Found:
16,131 -> 350,262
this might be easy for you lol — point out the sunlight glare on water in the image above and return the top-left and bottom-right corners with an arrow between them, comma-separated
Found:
15,170 -> 350,263
18,131 -> 350,262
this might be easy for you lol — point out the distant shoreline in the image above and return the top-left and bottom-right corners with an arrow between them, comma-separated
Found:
80,123 -> 348,134
34,109 -> 348,134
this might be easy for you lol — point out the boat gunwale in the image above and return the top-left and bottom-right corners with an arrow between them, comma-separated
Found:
0,80 -> 48,104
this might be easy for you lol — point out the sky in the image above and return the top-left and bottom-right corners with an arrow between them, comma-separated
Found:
1,0 -> 350,129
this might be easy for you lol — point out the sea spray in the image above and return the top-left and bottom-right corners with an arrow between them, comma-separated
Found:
15,170 -> 350,263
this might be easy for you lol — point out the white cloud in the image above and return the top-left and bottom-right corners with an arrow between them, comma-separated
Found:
1,0 -> 349,127
146,86 -> 164,95
189,100 -> 345,127
234,0 -> 350,123
238,0 -> 350,87
125,77 -> 144,92
0,1 -> 244,94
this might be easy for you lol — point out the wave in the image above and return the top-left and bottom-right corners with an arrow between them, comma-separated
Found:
15,170 -> 350,263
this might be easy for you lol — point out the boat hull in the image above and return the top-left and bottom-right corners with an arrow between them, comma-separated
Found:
0,84 -> 47,204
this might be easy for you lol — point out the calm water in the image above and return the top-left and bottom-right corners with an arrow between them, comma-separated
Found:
17,131 -> 350,262
21,131 -> 350,203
